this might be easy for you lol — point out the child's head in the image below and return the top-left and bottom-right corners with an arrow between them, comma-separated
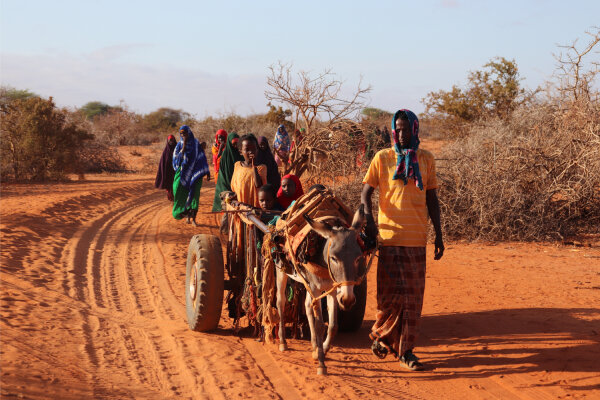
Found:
240,134 -> 258,163
258,184 -> 277,210
281,177 -> 297,198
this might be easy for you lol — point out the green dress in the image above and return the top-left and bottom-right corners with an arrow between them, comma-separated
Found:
212,132 -> 243,211
172,168 -> 202,219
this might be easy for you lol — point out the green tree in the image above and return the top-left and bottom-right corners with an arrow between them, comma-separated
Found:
422,57 -> 524,127
361,107 -> 392,120
0,86 -> 39,105
1,96 -> 93,181
143,107 -> 190,132
262,103 -> 292,126
80,101 -> 122,120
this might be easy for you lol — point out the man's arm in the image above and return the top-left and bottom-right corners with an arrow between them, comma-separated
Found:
361,183 -> 378,239
426,188 -> 444,260
361,183 -> 375,214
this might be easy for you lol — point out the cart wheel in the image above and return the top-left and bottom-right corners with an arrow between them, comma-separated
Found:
338,278 -> 367,332
186,234 -> 224,331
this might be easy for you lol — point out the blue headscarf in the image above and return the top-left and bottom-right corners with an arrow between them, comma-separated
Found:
172,125 -> 210,205
273,124 -> 290,152
391,110 -> 423,190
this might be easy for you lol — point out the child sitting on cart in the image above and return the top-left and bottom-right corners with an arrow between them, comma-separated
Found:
258,184 -> 284,216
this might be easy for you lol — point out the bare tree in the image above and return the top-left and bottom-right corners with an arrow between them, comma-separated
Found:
554,26 -> 600,102
265,62 -> 371,134
265,62 -> 371,176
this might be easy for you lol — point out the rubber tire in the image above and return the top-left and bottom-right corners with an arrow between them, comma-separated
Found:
186,234 -> 224,332
337,278 -> 367,332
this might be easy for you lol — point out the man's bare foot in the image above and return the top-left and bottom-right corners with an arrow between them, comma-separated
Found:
191,220 -> 198,227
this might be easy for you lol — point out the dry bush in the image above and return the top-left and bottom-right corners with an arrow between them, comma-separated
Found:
1,97 -> 92,181
190,113 -> 280,145
297,120 -> 386,213
91,108 -> 155,145
139,142 -> 165,174
78,141 -> 126,173
64,110 -> 127,174
438,99 -> 600,241
438,28 -> 600,241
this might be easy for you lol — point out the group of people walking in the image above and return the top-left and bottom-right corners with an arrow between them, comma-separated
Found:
155,124 -> 304,224
154,109 -> 445,371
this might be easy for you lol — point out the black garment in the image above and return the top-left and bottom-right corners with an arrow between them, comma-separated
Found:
155,138 -> 176,190
256,136 -> 281,191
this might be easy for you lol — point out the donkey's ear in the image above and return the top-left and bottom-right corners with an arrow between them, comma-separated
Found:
304,214 -> 333,239
351,204 -> 366,230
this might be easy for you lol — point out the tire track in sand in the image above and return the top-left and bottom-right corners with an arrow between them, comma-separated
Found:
60,190 -> 169,397
153,199 -> 306,400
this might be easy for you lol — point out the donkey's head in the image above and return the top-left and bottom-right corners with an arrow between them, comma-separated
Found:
304,205 -> 366,310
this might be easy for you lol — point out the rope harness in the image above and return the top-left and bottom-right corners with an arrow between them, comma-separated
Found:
282,220 -> 377,315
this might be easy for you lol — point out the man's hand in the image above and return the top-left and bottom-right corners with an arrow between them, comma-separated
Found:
434,235 -> 444,260
365,213 -> 378,240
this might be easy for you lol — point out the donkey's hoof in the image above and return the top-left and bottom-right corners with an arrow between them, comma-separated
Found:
317,367 -> 327,376
312,349 -> 319,360
279,343 -> 288,352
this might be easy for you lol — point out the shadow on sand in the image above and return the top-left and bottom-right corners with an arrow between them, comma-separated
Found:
333,307 -> 600,390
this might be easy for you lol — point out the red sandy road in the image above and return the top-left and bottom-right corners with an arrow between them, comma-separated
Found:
1,174 -> 599,399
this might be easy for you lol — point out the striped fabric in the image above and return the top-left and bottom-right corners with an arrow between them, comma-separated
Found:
363,148 -> 437,247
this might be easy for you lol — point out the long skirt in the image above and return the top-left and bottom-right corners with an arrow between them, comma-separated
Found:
274,150 -> 289,167
370,246 -> 426,357
172,169 -> 202,220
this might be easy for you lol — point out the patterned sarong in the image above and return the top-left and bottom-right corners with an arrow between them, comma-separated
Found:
370,246 -> 426,357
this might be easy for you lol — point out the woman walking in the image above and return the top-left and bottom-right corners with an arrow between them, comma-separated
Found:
256,136 -> 281,191
212,132 -> 243,212
172,125 -> 210,226
155,134 -> 177,201
273,124 -> 291,167
211,129 -> 228,175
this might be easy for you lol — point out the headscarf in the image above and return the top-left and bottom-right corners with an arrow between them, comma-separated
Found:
391,109 -> 423,190
256,136 -> 281,190
212,129 -> 228,172
172,125 -> 210,205
277,174 -> 304,209
273,124 -> 291,152
154,135 -> 176,190
212,132 -> 244,211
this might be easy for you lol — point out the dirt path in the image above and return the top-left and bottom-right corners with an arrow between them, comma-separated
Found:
1,174 -> 599,399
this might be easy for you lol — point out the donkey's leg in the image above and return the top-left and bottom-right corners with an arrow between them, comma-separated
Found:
311,298 -> 327,375
304,294 -> 318,353
323,294 -> 338,355
276,271 -> 288,351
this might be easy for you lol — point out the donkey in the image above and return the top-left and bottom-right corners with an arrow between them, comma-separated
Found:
275,205 -> 366,375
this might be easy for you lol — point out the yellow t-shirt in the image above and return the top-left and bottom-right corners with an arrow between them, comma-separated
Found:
230,162 -> 268,208
363,148 -> 438,247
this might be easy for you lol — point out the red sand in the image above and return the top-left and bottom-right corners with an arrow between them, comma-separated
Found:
1,143 -> 599,399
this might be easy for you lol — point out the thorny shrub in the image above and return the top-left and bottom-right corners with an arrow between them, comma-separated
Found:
298,120 -> 388,214
438,99 -> 600,241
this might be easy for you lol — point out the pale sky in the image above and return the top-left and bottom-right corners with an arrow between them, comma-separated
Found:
1,0 -> 598,117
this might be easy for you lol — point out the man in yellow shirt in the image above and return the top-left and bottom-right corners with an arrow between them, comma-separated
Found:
361,109 -> 444,371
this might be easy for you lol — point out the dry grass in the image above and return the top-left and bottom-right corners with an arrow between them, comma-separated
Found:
438,99 -> 600,241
